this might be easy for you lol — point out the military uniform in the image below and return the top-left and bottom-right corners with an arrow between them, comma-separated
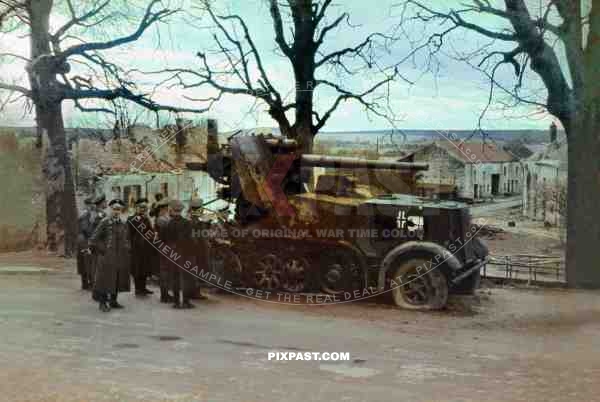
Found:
77,197 -> 94,289
79,195 -> 106,291
127,198 -> 154,295
90,199 -> 131,312
154,199 -> 172,303
188,199 -> 210,299
163,200 -> 195,308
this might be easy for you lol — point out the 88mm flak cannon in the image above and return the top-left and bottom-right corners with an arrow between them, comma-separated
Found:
192,128 -> 488,310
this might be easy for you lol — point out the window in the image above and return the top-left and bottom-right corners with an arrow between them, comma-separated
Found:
111,186 -> 121,200
160,182 -> 169,197
504,166 -> 507,175
123,185 -> 141,209
397,210 -> 424,239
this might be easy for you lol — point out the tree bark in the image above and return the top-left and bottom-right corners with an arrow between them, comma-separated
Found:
40,104 -> 78,256
566,15 -> 600,286
566,105 -> 600,287
28,0 -> 78,256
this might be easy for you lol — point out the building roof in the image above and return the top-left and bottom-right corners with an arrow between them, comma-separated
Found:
528,139 -> 568,171
76,134 -> 207,176
402,141 -> 517,164
76,139 -> 177,174
438,141 -> 517,163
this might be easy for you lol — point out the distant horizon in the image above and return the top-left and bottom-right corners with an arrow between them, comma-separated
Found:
1,125 -> 556,133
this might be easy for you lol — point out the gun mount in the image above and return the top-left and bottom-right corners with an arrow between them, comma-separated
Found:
191,131 -> 487,310
203,134 -> 428,214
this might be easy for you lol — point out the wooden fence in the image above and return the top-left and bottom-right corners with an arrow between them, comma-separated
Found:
483,254 -> 565,284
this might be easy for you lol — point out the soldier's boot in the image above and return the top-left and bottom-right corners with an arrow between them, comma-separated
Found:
99,302 -> 111,312
139,276 -> 153,295
181,299 -> 195,309
171,272 -> 182,309
81,276 -> 90,290
98,294 -> 110,312
182,277 -> 197,308
134,277 -> 149,297
160,287 -> 173,303
109,294 -> 124,309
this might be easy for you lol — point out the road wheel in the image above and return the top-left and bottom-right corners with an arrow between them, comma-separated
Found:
281,257 -> 309,293
391,258 -> 448,310
254,254 -> 283,290
318,250 -> 364,295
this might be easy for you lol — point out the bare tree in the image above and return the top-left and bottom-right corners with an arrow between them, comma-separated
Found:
0,1 -> 24,28
395,0 -> 600,287
153,0 -> 403,153
0,0 -> 203,256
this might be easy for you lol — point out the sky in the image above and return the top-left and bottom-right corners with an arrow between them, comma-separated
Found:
0,0 -> 561,133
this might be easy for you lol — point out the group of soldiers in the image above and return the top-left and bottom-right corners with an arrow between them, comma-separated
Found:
77,193 -> 210,312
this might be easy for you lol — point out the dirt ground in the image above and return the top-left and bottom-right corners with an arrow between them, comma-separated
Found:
0,252 -> 599,401
474,207 -> 564,257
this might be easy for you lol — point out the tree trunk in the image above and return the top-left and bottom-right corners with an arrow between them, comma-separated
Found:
565,5 -> 600,287
565,97 -> 600,287
40,104 -> 78,256
28,0 -> 78,256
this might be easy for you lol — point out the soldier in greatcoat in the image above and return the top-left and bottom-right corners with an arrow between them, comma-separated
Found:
77,196 -> 94,290
86,194 -> 107,296
90,199 -> 131,312
153,198 -> 173,303
188,199 -> 210,300
164,199 -> 195,309
127,198 -> 154,296
148,193 -> 164,279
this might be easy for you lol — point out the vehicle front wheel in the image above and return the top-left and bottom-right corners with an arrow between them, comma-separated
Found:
390,258 -> 449,310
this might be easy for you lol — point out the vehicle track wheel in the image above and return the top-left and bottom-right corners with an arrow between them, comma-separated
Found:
281,257 -> 309,293
319,250 -> 363,295
254,254 -> 282,290
391,258 -> 448,310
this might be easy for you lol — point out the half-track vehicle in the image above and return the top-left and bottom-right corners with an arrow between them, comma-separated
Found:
191,127 -> 488,310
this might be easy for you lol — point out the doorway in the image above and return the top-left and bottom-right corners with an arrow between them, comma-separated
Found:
491,174 -> 500,195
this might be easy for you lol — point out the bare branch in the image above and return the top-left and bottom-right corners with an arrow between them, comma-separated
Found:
0,52 -> 29,62
60,0 -> 177,59
52,0 -> 110,40
315,12 -> 348,46
64,86 -> 206,114
395,0 -> 576,131
0,81 -> 30,96
316,32 -> 391,68
314,68 -> 399,132
268,0 -> 292,57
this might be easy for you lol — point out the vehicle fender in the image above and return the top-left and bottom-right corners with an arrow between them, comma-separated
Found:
377,241 -> 462,291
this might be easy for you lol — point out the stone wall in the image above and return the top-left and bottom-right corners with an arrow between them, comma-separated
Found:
0,131 -> 46,251
523,163 -> 566,227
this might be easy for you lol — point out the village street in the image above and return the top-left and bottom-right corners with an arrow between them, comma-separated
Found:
1,258 -> 599,402
469,196 -> 523,218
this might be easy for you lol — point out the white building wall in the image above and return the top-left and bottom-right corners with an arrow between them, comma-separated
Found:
100,170 -> 219,214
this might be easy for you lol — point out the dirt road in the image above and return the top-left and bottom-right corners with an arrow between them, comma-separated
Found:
0,265 -> 599,402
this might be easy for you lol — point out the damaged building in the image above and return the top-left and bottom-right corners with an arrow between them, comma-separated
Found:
522,123 -> 567,227
73,119 -> 218,211
400,140 -> 522,200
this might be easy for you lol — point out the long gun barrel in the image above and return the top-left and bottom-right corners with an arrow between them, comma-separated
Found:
301,154 -> 429,171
